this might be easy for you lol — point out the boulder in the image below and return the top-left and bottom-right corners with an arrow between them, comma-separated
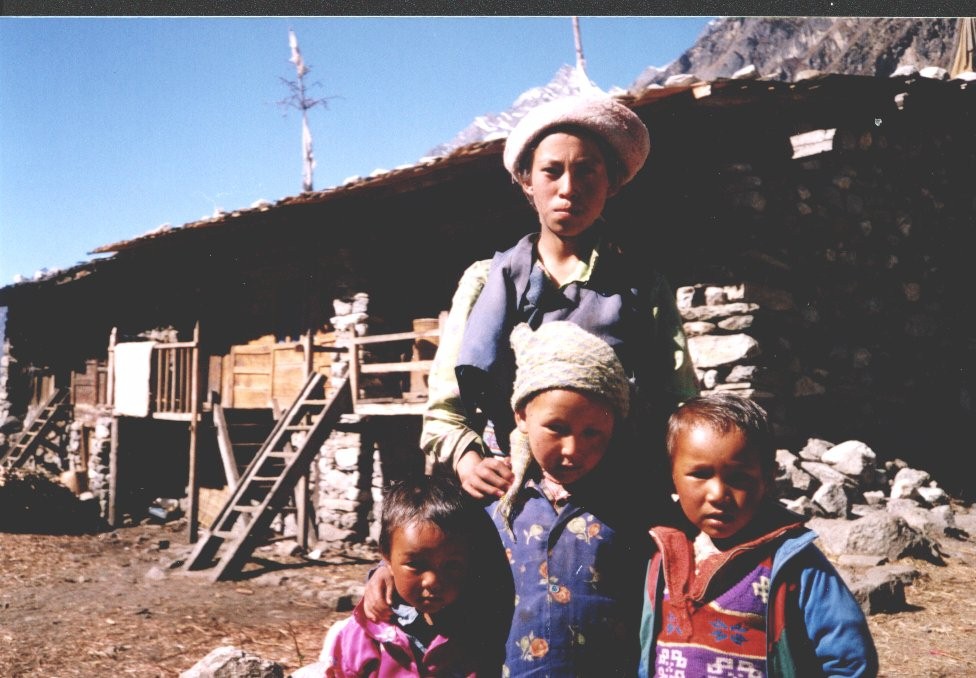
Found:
180,646 -> 285,678
810,513 -> 941,563
797,438 -> 833,462
888,498 -> 957,538
891,468 -> 930,500
687,333 -> 761,368
821,440 -> 876,481
846,564 -> 921,614
812,481 -> 849,518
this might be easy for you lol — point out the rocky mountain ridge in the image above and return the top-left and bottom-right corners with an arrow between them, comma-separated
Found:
633,17 -> 963,88
432,17 -> 966,156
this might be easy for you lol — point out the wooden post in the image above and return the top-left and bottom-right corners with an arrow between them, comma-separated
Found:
296,473 -> 309,552
303,328 -> 314,377
212,404 -> 240,491
187,320 -> 202,543
296,327 -> 315,551
348,335 -> 360,408
108,410 -> 120,527
106,328 -> 117,412
107,327 -> 118,526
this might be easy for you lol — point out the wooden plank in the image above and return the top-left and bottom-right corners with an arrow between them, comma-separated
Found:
232,344 -> 299,354
107,328 -> 117,412
295,475 -> 309,551
154,340 -> 197,349
213,404 -> 241,490
152,412 -> 196,422
108,409 -> 119,526
354,402 -> 428,416
187,320 -> 202,543
359,360 -> 434,374
347,329 -> 440,345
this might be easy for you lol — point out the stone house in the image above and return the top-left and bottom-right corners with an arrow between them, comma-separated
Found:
1,72 -> 973,555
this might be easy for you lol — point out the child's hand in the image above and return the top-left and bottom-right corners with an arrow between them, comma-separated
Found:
362,561 -> 395,622
457,452 -> 514,499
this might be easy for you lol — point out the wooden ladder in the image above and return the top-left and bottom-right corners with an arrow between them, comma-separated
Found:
0,388 -> 71,473
182,373 -> 352,581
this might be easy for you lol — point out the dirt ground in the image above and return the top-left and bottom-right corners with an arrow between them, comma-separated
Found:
1,517 -> 976,677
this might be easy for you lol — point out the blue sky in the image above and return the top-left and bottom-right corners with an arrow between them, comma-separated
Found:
0,16 -> 712,284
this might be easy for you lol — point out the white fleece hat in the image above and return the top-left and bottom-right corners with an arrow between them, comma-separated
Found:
510,321 -> 630,420
502,94 -> 651,186
497,321 -> 631,530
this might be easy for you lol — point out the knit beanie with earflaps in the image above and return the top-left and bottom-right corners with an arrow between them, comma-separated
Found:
497,321 -> 631,532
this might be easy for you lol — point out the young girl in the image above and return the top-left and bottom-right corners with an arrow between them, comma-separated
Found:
369,321 -> 659,676
641,394 -> 878,677
421,94 -> 698,500
326,474 -> 509,677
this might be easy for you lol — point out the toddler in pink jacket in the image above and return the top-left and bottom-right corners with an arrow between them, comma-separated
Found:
325,473 -> 509,677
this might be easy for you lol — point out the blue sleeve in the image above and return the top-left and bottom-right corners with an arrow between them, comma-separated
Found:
637,557 -> 657,678
796,547 -> 879,677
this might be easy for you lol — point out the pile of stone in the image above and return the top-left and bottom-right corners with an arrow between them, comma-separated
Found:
327,292 -> 370,393
678,282 -> 794,403
309,426 -> 382,547
307,293 -> 383,548
83,415 -> 113,516
0,340 -> 17,452
180,646 -> 284,678
773,436 -> 973,613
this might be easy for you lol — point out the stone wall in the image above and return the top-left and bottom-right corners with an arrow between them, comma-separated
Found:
0,339 -> 15,451
683,108 -> 975,492
85,415 -> 114,516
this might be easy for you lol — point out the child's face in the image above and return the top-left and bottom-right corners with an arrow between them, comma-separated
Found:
519,132 -> 614,240
385,520 -> 468,616
515,388 -> 615,486
670,423 -> 768,541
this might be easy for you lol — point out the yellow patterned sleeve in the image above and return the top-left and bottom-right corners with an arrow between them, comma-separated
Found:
420,259 -> 493,471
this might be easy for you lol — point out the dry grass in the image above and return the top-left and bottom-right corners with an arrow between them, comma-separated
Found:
868,537 -> 976,677
1,517 -> 974,676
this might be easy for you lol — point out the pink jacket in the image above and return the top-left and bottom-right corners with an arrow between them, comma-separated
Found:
326,600 -> 482,677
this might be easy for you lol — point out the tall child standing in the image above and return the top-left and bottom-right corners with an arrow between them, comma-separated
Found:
421,94 -> 698,500
640,394 -> 878,678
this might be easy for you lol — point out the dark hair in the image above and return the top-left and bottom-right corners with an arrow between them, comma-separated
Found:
378,473 -> 478,557
513,123 -> 626,190
666,393 -> 776,478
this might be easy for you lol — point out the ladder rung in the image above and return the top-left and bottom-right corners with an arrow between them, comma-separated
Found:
284,424 -> 313,431
250,475 -> 280,482
266,450 -> 295,458
301,399 -> 330,405
233,504 -> 265,514
210,530 -> 235,538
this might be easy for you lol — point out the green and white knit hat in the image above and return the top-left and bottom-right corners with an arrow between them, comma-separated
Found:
509,321 -> 630,419
498,322 -> 630,531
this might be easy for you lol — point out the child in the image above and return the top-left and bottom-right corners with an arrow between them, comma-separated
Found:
640,394 -> 878,678
326,473 -> 509,677
421,94 -> 698,500
366,321 -> 658,676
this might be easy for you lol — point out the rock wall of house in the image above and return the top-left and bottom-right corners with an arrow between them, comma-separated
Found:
682,109 -> 975,492
85,415 -> 114,516
310,293 -> 394,548
310,424 -> 379,545
0,339 -> 14,452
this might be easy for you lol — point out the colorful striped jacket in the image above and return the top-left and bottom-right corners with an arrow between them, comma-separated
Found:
639,516 -> 878,677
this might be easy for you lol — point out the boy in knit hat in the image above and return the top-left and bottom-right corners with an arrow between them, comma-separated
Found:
489,320 -> 654,677
365,320 -> 659,676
